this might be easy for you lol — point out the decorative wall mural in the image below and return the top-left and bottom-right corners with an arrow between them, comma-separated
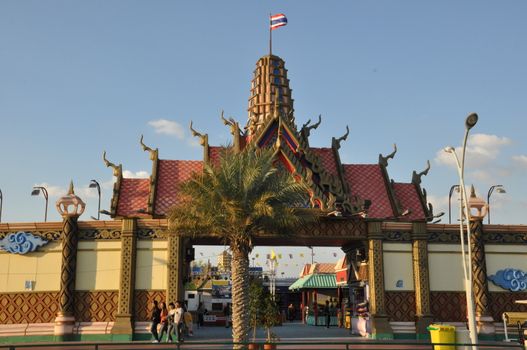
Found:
488,268 -> 527,292
0,231 -> 48,254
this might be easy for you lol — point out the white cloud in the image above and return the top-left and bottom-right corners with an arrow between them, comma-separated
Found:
426,194 -> 449,213
148,119 -> 185,139
435,133 -> 511,169
512,155 -> 527,168
123,170 -> 150,178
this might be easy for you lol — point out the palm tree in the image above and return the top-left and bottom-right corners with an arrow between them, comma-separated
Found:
169,146 -> 316,347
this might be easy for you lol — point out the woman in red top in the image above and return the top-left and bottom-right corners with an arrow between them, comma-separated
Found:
157,302 -> 169,341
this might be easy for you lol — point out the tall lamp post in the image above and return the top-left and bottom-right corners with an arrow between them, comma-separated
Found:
89,180 -> 101,220
31,186 -> 49,222
444,112 -> 479,347
448,185 -> 460,224
486,185 -> 505,224
0,188 -> 3,223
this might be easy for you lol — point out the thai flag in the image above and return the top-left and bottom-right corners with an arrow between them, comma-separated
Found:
271,13 -> 287,30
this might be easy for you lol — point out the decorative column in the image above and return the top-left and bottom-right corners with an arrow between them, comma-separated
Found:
54,182 -> 85,341
167,233 -> 185,303
111,218 -> 137,339
468,187 -> 495,338
367,221 -> 393,339
412,222 -> 433,339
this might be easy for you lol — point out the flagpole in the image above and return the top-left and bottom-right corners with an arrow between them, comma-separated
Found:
269,13 -> 272,56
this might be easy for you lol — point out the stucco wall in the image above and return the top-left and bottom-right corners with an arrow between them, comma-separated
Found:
76,241 -> 121,290
135,240 -> 167,290
486,244 -> 527,292
0,242 -> 62,292
428,244 -> 465,291
383,243 -> 414,291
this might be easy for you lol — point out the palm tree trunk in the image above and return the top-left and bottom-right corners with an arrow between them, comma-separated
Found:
230,244 -> 250,348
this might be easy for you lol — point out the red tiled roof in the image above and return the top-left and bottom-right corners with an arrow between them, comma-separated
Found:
310,148 -> 339,177
154,160 -> 203,216
342,164 -> 395,219
208,146 -> 223,167
116,178 -> 150,217
300,264 -> 312,277
393,182 -> 426,220
313,263 -> 336,274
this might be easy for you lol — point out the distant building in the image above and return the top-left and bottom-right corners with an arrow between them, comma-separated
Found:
217,250 -> 232,273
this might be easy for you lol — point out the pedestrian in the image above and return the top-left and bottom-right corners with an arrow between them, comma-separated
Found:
184,308 -> 194,336
157,302 -> 169,341
324,300 -> 331,328
166,302 -> 176,343
150,300 -> 161,343
223,303 -> 230,328
174,300 -> 185,342
287,303 -> 295,321
197,302 -> 205,328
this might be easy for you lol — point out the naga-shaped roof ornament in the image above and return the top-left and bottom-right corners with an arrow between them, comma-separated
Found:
332,125 -> 350,150
220,110 -> 242,137
140,134 -> 158,160
189,121 -> 207,146
189,121 -> 210,163
301,114 -> 322,141
379,143 -> 397,167
412,160 -> 431,185
102,151 -> 122,177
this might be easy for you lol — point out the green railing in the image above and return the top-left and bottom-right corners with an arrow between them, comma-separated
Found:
0,340 -> 524,350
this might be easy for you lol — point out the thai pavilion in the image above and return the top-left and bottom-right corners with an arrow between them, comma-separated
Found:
0,53 -> 526,343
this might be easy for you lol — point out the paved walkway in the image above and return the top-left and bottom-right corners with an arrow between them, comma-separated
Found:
0,323 -> 521,349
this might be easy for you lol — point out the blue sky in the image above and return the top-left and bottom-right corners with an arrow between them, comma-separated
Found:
1,1 -> 526,275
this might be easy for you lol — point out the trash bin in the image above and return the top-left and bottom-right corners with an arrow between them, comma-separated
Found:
427,324 -> 456,350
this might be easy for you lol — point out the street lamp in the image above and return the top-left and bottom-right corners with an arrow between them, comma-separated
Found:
486,185 -> 506,224
31,186 -> 49,222
443,112 -> 479,347
89,180 -> 101,220
307,246 -> 314,264
448,185 -> 460,224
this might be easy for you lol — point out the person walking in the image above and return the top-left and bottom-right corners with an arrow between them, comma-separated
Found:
223,303 -> 230,328
324,300 -> 331,328
184,307 -> 194,336
197,302 -> 205,328
287,303 -> 295,322
174,300 -> 185,342
157,302 -> 169,341
150,300 -> 161,342
166,302 -> 176,343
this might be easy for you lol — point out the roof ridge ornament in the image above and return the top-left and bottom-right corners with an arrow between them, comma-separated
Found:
220,110 -> 241,135
189,121 -> 207,146
102,151 -> 122,177
140,134 -> 158,160
301,114 -> 322,141
412,160 -> 431,185
379,143 -> 397,167
332,125 -> 349,150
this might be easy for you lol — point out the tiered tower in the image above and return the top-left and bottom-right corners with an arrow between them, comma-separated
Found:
247,55 -> 294,137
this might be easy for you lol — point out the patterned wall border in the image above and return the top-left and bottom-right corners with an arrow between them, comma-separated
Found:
383,231 -> 412,242
0,292 -> 59,324
74,291 -> 119,322
489,292 -> 527,322
430,292 -> 466,322
134,290 -> 166,321
385,291 -> 415,321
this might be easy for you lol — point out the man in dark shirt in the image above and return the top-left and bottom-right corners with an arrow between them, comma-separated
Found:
223,303 -> 230,328
150,300 -> 161,342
